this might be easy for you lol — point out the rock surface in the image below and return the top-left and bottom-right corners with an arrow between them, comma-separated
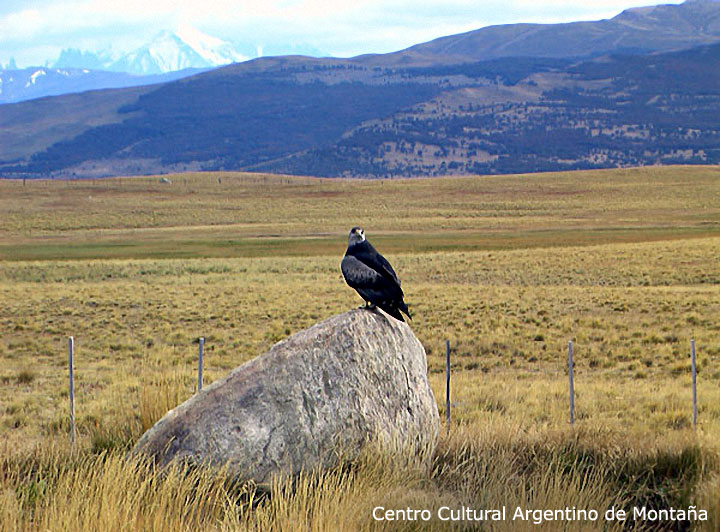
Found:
132,309 -> 439,483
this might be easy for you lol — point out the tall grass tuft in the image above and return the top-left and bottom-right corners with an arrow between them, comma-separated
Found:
87,351 -> 191,454
138,365 -> 188,433
2,448 -> 236,531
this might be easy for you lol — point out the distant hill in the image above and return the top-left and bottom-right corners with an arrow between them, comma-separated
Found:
0,56 -> 563,177
382,0 -> 720,65
279,44 -> 720,177
3,0 -> 720,178
0,67 -> 207,104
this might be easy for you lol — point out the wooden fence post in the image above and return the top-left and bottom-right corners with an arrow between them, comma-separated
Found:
68,336 -> 76,449
568,340 -> 575,425
691,339 -> 697,430
198,337 -> 205,392
445,340 -> 451,430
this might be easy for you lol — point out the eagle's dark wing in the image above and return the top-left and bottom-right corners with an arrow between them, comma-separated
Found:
341,254 -> 384,289
351,244 -> 403,293
341,254 -> 407,322
341,254 -> 401,297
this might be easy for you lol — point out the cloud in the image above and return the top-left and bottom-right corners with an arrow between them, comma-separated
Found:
0,0 -> 684,67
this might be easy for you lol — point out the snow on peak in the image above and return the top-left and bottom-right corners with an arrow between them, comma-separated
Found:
176,23 -> 247,65
25,69 -> 47,87
51,27 -> 248,76
118,26 -> 248,74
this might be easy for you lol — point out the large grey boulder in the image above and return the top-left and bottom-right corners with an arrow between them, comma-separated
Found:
132,309 -> 439,483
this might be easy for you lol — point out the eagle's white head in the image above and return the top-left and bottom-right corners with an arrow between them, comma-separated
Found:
348,226 -> 366,245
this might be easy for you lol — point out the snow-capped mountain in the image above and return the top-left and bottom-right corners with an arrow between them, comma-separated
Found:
54,48 -> 114,71
54,26 -> 248,76
174,24 -> 247,68
0,27 -> 246,103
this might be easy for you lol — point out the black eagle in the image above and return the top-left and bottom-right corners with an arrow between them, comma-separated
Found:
341,226 -> 411,322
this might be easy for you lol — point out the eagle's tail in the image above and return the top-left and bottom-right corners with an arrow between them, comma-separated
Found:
375,302 -> 405,322
387,301 -> 412,322
399,301 -> 412,321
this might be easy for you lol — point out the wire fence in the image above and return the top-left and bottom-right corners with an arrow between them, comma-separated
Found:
64,335 -> 703,444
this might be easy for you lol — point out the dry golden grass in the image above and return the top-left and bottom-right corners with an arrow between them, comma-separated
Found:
1,165 -> 718,260
1,166 -> 719,530
1,422 -> 715,531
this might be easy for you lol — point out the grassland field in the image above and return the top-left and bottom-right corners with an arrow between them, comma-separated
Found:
1,166 -> 719,530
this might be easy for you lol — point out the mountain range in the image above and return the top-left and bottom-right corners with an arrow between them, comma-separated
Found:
2,0 -> 720,179
0,26 -> 246,104
54,26 -> 248,75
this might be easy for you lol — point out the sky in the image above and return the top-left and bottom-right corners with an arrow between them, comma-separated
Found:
0,0 -> 686,68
